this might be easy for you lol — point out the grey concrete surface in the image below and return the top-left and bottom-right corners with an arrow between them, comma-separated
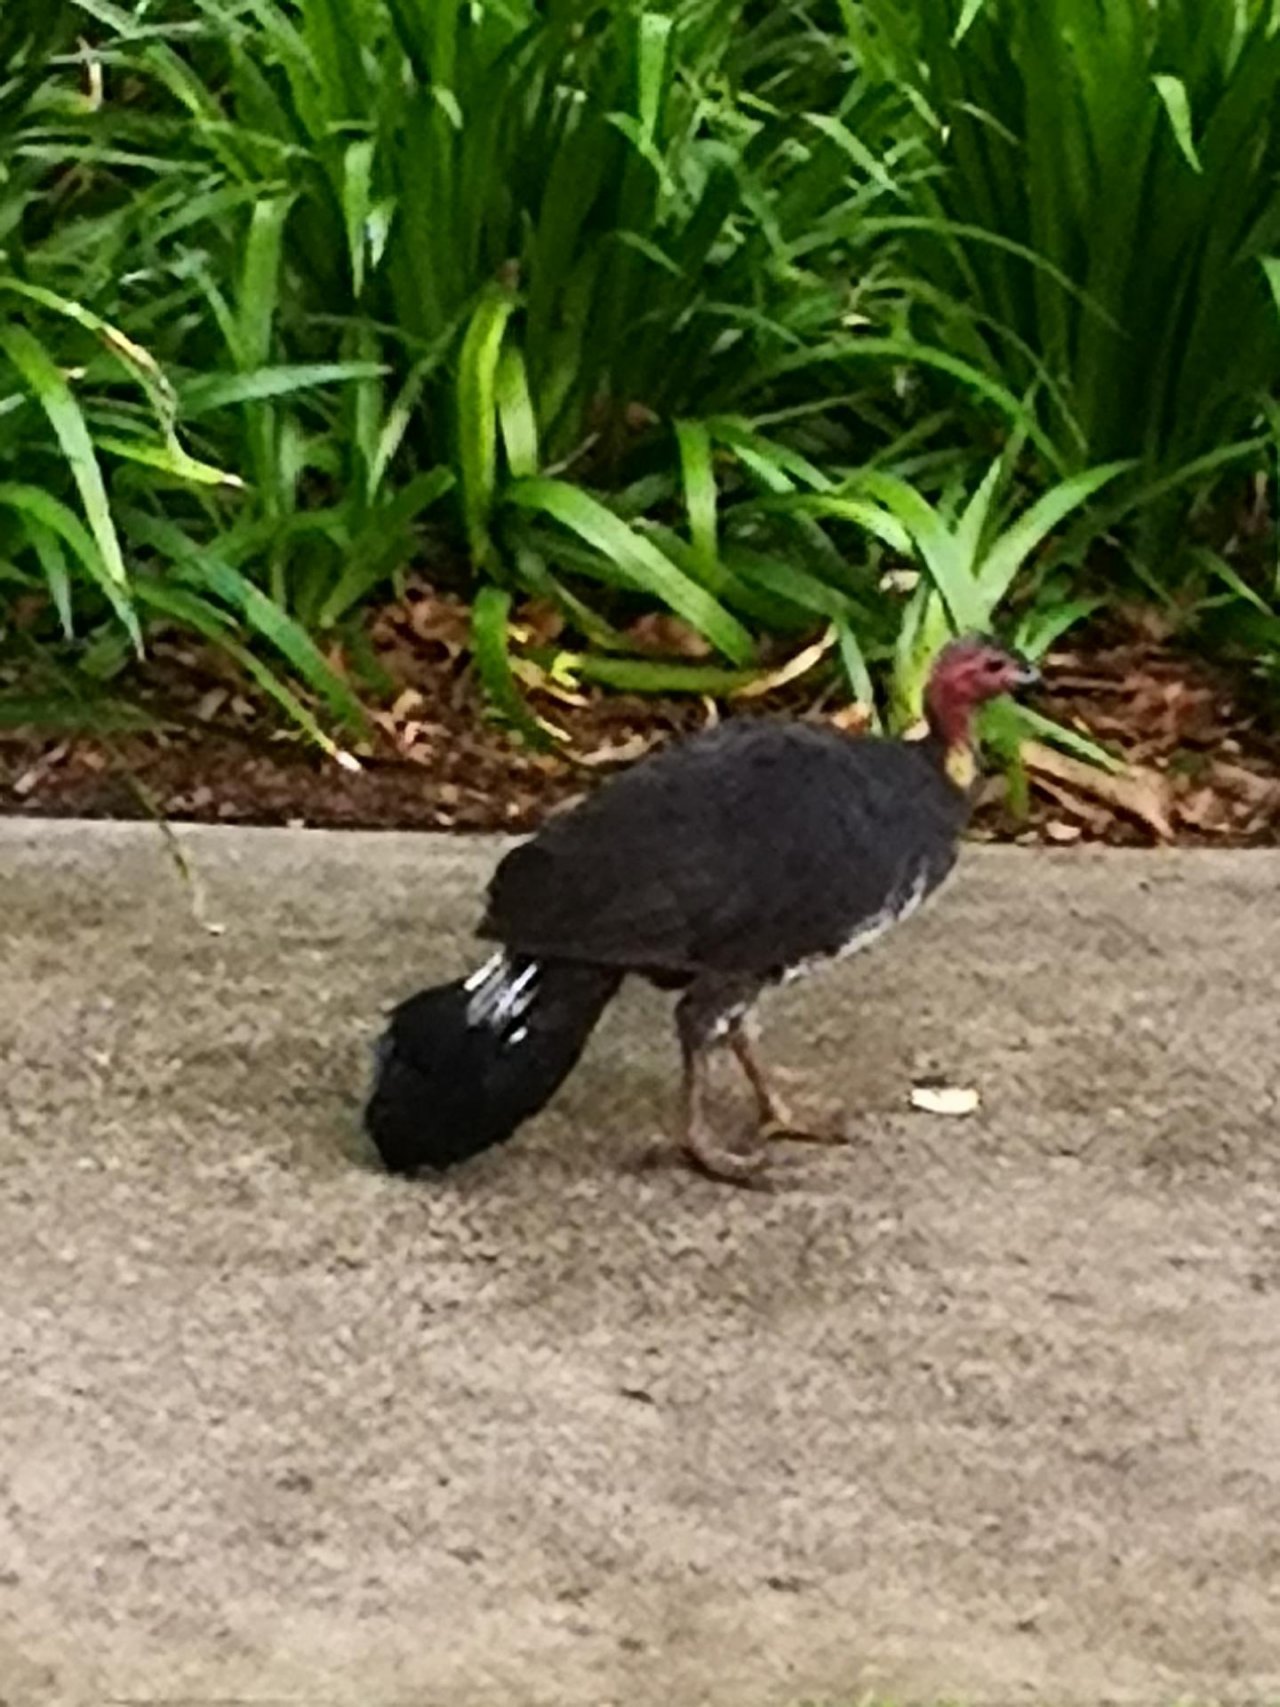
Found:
1,820 -> 1279,1707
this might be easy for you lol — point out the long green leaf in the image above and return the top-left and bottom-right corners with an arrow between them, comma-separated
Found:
181,363 -> 388,415
458,287 -> 517,569
754,492 -> 914,558
1012,703 -> 1124,774
495,344 -> 539,481
834,617 -> 882,730
343,138 -> 376,299
952,458 -> 1005,578
0,278 -> 178,435
27,522 -> 74,639
675,419 -> 718,569
237,194 -> 294,370
0,480 -> 140,649
471,584 -> 560,748
1153,74 -> 1203,174
845,471 -> 981,631
506,477 -> 756,664
548,653 -> 762,695
95,436 -> 242,487
320,466 -> 456,625
0,323 -> 131,595
135,581 -> 352,761
976,461 -> 1135,608
120,510 -> 367,731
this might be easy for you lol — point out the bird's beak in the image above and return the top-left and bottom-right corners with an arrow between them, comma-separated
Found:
1007,653 -> 1040,690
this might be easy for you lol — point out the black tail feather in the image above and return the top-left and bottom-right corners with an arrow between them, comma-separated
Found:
364,954 -> 622,1174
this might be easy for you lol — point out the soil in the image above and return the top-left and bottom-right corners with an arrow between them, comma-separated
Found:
3,587 -> 1279,846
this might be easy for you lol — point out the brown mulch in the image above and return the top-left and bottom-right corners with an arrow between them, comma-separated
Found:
2,584 -> 1279,846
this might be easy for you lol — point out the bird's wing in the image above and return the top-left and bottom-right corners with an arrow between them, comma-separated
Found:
482,730 -> 741,968
481,722 -> 961,973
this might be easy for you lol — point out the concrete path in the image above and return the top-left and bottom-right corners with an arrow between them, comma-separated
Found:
1,821 -> 1278,1707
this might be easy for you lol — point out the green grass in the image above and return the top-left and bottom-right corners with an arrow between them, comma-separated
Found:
2,0 -> 1280,749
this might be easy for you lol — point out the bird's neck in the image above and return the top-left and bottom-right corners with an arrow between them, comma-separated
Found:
923,688 -> 979,793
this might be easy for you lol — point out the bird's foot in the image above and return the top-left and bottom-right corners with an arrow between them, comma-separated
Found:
727,1037 -> 850,1148
759,1093 -> 850,1147
682,1121 -> 770,1188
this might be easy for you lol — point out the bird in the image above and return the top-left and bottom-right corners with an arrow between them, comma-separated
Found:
364,634 -> 1038,1185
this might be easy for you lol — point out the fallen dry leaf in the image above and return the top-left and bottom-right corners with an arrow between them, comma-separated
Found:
625,613 -> 712,658
733,628 -> 836,700
910,1084 -> 981,1117
404,586 -> 472,656
879,568 -> 921,595
575,734 -> 654,768
1031,775 -> 1113,835
11,741 -> 71,798
1022,740 -> 1176,841
512,599 -> 565,648
195,687 -> 229,723
826,702 -> 874,735
1213,761 -> 1279,807
1177,786 -> 1234,833
390,687 -> 426,723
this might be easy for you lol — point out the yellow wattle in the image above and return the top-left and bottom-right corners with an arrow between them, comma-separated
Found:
945,743 -> 977,790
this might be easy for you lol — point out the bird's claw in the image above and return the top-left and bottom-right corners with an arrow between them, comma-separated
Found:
682,1131 -> 770,1187
759,1099 -> 850,1146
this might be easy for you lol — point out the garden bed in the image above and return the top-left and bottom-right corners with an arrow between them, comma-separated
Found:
2,594 -> 1277,848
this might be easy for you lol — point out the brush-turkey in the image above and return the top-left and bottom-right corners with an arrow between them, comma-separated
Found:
365,634 -> 1037,1184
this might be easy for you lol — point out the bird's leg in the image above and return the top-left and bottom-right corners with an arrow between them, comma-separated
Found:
675,982 -> 768,1185
679,1047 -> 769,1185
727,1018 -> 793,1130
728,1018 -> 849,1147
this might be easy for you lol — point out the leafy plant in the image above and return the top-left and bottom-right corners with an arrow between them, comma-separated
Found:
729,441 -> 1131,747
0,1 -> 379,734
76,0 -> 940,640
4,0 -> 1278,764
851,0 -> 1280,563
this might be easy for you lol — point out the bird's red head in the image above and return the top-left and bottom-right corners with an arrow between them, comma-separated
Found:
925,635 -> 1039,750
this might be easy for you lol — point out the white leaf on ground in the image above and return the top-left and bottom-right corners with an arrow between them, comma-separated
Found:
910,1083 -> 981,1117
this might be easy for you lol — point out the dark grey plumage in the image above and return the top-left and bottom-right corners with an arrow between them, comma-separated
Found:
364,636 -> 1037,1183
483,719 -> 965,977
